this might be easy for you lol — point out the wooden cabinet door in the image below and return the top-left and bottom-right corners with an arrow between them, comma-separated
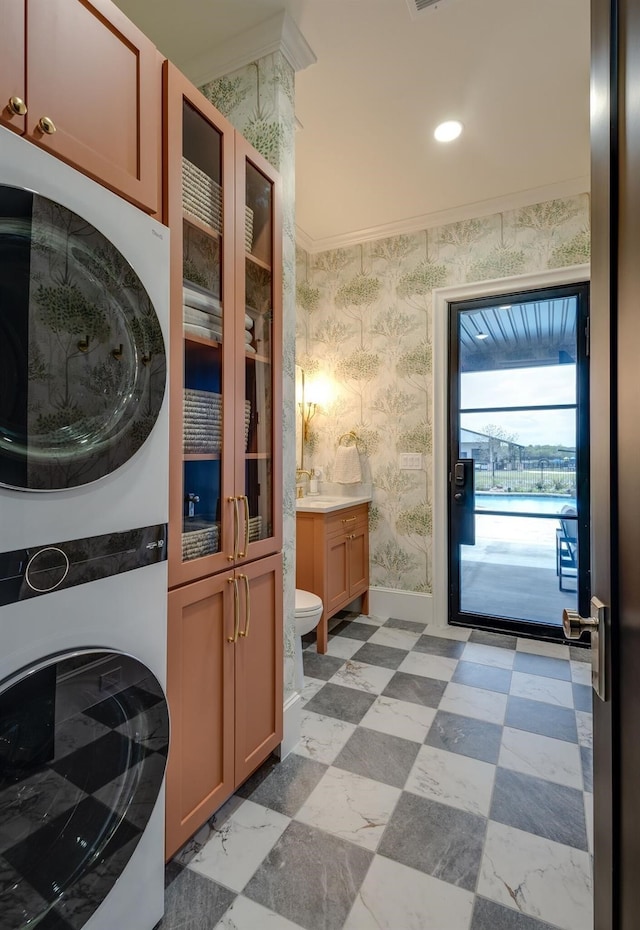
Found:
0,0 -> 26,134
326,534 -> 349,613
165,572 -> 235,859
26,0 -> 159,212
348,521 -> 369,596
234,553 -> 283,784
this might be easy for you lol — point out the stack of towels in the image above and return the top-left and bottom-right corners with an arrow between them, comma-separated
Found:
183,389 -> 252,453
182,158 -> 223,233
183,281 -> 256,351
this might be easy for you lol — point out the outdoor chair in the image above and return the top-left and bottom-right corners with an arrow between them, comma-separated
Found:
556,505 -> 578,592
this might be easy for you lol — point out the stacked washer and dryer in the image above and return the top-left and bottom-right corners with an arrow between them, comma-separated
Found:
0,125 -> 170,930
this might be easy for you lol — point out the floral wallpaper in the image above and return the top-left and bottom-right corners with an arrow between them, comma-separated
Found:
296,194 -> 590,594
201,52 -> 298,698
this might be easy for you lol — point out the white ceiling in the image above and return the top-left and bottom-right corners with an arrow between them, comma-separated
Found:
114,0 -> 590,250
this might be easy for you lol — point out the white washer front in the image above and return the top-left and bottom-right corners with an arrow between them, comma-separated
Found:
0,125 -> 169,549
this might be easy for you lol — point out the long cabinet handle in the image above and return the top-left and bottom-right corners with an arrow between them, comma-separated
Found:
239,573 -> 251,638
227,577 -> 240,643
238,495 -> 250,558
227,496 -> 240,561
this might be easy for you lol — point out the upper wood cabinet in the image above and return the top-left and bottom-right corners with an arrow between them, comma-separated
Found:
1,0 -> 160,213
164,63 -> 283,589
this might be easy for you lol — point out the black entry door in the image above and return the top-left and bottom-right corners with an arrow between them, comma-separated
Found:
448,283 -> 590,639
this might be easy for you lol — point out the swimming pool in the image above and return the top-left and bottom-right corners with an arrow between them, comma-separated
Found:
475,493 -> 576,516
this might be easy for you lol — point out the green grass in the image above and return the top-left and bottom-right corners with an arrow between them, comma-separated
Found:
474,468 -> 576,495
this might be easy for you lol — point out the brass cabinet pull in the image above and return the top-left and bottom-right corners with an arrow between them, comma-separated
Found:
227,576 -> 240,642
38,116 -> 57,135
8,96 -> 27,116
341,516 -> 357,524
238,495 -> 250,557
227,496 -> 239,561
239,573 -> 251,638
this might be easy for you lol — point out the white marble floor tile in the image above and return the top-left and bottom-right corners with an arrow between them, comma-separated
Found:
478,821 -> 592,930
585,793 -> 593,855
329,660 -> 396,695
354,614 -> 387,627
398,651 -> 458,682
510,671 -> 574,707
516,638 -> 570,660
439,682 -> 508,725
306,636 -> 364,660
214,895 -> 305,930
187,799 -> 290,893
461,642 -> 516,669
368,626 -> 421,651
295,766 -> 400,852
570,660 -> 592,686
299,678 -> 325,705
343,853 -> 474,930
405,744 -> 496,817
423,624 -> 471,641
576,710 -> 593,749
359,695 -> 437,743
498,726 -> 583,789
293,710 -> 357,765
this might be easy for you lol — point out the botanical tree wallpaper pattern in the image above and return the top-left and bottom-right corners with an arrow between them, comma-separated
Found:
201,52 -> 299,698
296,194 -> 590,594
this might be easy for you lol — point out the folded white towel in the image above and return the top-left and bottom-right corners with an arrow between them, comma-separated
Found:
334,444 -> 362,484
183,284 -> 221,313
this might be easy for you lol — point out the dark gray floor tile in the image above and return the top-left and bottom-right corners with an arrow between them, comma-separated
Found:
452,661 -> 511,694
302,651 -> 345,681
244,820 -> 372,930
581,744 -> 593,793
490,767 -> 587,851
513,652 -> 571,681
304,682 -> 377,724
235,753 -> 328,817
384,617 -> 427,632
425,710 -> 502,764
471,896 -> 557,930
413,634 -> 465,658
505,696 -> 578,743
329,620 -> 376,641
351,642 -> 408,670
333,726 -> 420,788
469,629 -> 517,650
569,644 -> 591,663
382,671 -> 447,708
572,682 -> 593,712
159,867 -> 235,929
379,792 -> 485,891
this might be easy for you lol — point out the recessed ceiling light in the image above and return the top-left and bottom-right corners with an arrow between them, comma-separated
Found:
476,332 -> 489,340
434,120 -> 463,142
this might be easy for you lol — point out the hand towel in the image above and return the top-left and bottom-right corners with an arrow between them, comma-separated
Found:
183,284 -> 222,313
334,444 -> 362,484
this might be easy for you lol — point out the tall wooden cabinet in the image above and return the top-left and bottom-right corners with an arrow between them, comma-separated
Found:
0,0 -> 160,212
163,63 -> 283,859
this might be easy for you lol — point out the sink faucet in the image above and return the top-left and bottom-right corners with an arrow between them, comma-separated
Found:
296,469 -> 311,498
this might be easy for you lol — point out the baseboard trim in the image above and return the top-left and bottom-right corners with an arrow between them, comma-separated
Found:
369,587 -> 436,626
277,690 -> 302,760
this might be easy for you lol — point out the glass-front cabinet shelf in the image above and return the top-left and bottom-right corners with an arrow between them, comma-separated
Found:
165,64 -> 282,588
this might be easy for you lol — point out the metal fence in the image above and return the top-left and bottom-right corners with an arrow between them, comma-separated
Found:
474,463 -> 576,495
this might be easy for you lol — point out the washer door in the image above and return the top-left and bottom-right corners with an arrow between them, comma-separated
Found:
0,650 -> 169,929
0,185 -> 166,491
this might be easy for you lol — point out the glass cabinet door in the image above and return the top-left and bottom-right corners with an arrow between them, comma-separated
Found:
235,140 -> 282,562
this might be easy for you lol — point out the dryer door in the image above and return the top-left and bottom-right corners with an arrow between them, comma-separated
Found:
0,185 -> 166,491
0,650 -> 169,929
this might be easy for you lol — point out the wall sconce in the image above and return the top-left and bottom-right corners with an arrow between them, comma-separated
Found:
299,400 -> 317,443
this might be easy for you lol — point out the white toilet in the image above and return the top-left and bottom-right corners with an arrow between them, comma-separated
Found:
294,589 -> 324,692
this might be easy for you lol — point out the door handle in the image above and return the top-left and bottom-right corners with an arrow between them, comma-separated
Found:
562,596 -> 607,701
238,495 -> 250,558
238,573 -> 251,638
227,577 -> 240,643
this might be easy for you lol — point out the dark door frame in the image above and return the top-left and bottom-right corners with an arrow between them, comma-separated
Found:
447,281 -> 591,640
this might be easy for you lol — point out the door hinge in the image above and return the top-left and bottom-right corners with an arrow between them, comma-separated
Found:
585,316 -> 590,357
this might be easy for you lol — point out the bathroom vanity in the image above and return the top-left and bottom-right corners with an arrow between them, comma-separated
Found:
295,494 -> 370,652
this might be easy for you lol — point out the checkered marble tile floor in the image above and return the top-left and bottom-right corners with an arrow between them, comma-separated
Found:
160,615 -> 593,930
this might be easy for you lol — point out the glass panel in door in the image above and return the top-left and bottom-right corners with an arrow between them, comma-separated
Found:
449,285 -> 589,636
180,101 -> 225,564
243,160 -> 274,548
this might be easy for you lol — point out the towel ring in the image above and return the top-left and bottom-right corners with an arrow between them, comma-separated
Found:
338,430 -> 365,453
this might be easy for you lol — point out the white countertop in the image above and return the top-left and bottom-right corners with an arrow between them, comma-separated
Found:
295,492 -> 372,513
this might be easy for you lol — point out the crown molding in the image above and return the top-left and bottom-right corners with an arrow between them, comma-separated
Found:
184,10 -> 316,88
296,175 -> 590,254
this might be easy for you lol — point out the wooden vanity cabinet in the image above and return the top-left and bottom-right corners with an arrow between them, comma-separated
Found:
166,552 -> 283,859
1,0 -> 160,213
296,503 -> 370,654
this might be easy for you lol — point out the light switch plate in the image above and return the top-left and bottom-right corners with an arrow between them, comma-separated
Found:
399,453 -> 423,469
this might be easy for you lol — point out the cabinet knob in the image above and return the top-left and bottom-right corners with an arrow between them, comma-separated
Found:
38,116 -> 57,135
8,96 -> 27,116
